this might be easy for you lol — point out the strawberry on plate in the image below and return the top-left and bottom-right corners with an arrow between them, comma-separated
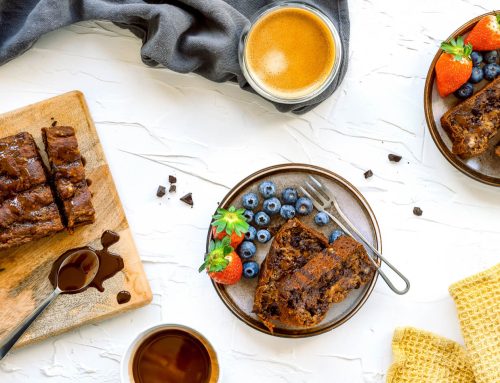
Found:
465,14 -> 500,51
199,237 -> 243,285
436,36 -> 473,97
211,206 -> 249,248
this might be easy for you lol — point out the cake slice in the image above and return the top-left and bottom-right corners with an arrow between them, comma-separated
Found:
0,132 -> 64,250
42,126 -> 95,230
253,218 -> 374,332
440,77 -> 500,159
0,185 -> 65,249
0,132 -> 47,203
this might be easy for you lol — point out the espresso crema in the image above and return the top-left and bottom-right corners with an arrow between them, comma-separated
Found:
244,6 -> 336,100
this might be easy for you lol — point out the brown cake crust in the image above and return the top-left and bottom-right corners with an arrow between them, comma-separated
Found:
253,218 -> 374,332
440,77 -> 500,159
42,126 -> 95,230
0,133 -> 64,250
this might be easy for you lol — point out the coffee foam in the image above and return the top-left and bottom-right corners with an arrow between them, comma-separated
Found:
244,7 -> 336,100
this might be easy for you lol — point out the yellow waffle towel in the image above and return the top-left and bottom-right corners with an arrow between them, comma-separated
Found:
387,263 -> 500,383
386,327 -> 475,383
449,263 -> 500,383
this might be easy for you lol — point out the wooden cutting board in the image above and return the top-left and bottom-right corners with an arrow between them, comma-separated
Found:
0,91 -> 152,348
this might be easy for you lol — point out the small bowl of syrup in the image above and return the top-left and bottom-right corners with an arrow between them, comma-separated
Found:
121,324 -> 220,383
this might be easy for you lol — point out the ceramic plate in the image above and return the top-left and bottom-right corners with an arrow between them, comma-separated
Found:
206,164 -> 381,338
424,11 -> 500,186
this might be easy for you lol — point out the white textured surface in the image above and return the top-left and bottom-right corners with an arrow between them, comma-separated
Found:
0,1 -> 499,382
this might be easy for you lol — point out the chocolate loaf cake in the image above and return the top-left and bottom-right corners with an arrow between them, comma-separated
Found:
440,77 -> 500,159
253,218 -> 374,332
42,126 -> 95,230
0,132 -> 64,249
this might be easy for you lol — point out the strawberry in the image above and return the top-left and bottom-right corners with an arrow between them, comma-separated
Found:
211,206 -> 249,248
465,14 -> 500,51
199,237 -> 242,285
436,36 -> 473,97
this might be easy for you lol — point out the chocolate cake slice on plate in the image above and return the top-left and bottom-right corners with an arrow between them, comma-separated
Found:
0,132 -> 64,249
42,126 -> 95,231
253,218 -> 374,332
440,77 -> 500,159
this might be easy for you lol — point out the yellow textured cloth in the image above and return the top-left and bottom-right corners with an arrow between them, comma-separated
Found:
386,327 -> 475,383
387,264 -> 500,383
449,263 -> 500,383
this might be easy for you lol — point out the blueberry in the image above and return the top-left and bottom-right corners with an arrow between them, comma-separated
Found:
469,66 -> 484,84
314,211 -> 330,226
281,187 -> 298,204
258,181 -> 276,198
280,204 -> 296,220
245,226 -> 257,241
242,192 -> 259,210
243,261 -> 259,278
471,51 -> 483,67
263,197 -> 281,216
295,197 -> 313,215
483,63 -> 499,81
238,241 -> 256,259
329,229 -> 344,243
256,229 -> 271,243
484,50 -> 498,64
454,82 -> 474,99
254,211 -> 270,227
243,210 -> 254,222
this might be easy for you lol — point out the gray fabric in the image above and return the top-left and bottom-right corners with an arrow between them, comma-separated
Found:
0,0 -> 349,114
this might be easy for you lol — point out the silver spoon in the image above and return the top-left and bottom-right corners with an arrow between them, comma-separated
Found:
0,249 -> 99,360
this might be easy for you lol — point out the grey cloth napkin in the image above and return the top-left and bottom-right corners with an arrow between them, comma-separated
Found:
0,0 -> 349,114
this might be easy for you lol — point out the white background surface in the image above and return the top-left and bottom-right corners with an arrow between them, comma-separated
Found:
0,1 -> 499,382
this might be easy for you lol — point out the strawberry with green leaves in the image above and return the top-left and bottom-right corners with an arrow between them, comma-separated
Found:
436,36 -> 473,97
465,14 -> 500,51
211,206 -> 249,248
199,237 -> 242,285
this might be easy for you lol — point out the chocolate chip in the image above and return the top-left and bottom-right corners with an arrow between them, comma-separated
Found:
169,184 -> 176,193
169,175 -> 177,184
0,268 -> 5,272
388,154 -> 402,162
156,185 -> 166,197
51,120 -> 57,127
180,192 -> 193,207
413,207 -> 423,216
364,170 -> 373,179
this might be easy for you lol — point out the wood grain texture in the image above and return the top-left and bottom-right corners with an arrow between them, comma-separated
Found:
0,91 -> 152,348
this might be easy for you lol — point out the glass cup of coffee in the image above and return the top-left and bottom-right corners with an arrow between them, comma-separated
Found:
121,324 -> 220,383
239,1 -> 342,104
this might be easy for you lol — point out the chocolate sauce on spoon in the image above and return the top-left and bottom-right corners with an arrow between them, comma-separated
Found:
50,230 -> 124,292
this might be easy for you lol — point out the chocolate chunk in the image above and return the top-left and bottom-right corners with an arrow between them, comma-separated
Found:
364,170 -> 373,179
388,154 -> 402,162
156,185 -> 166,197
180,192 -> 193,207
413,207 -> 423,216
169,184 -> 176,193
51,120 -> 57,127
0,268 -> 5,272
169,175 -> 177,184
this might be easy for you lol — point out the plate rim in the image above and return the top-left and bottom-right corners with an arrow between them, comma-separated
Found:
205,163 -> 382,338
423,10 -> 500,187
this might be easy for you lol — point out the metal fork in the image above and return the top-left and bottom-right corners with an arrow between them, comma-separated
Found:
300,176 -> 410,295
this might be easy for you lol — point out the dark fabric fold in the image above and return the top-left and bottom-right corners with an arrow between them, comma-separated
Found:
0,0 -> 350,114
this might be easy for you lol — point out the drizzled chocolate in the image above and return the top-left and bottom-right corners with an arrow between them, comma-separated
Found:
117,290 -> 131,304
50,230 -> 124,293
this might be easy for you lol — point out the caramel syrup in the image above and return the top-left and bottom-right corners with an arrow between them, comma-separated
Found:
132,329 -> 212,383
